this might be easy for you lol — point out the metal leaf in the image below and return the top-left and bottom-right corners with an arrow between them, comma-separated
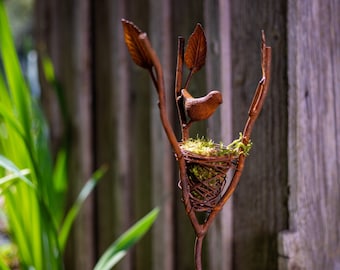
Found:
184,24 -> 207,73
121,19 -> 153,69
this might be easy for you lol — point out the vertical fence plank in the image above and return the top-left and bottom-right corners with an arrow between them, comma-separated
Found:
67,2 -> 94,268
95,1 -> 152,270
171,2 -> 207,269
204,1 -> 233,269
217,0 -> 233,269
93,1 -> 125,269
36,0 -> 94,269
128,1 -> 153,269
279,1 -> 340,269
149,1 -> 176,270
230,0 -> 288,269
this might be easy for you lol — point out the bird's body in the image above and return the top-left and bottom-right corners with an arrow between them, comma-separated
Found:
181,88 -> 223,122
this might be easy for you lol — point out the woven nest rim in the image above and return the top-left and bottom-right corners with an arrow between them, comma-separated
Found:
179,142 -> 239,162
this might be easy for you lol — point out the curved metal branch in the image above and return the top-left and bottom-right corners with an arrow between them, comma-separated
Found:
138,33 -> 202,235
138,33 -> 182,158
204,32 -> 272,231
194,235 -> 205,270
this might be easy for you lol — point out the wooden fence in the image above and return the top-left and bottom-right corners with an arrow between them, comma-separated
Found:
35,0 -> 340,269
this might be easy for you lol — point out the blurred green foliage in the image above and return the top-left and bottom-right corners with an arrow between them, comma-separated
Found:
0,1 -> 158,269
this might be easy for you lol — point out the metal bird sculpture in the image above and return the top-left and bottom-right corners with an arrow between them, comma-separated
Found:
122,19 -> 272,270
181,88 -> 223,123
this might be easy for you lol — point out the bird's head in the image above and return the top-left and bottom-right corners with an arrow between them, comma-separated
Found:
206,90 -> 223,105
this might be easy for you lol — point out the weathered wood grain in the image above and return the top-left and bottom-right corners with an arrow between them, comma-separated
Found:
204,0 -> 233,269
230,0 -> 289,269
95,1 -> 135,270
279,0 -> 340,269
149,1 -> 177,270
36,1 -> 95,269
96,1 -> 153,270
34,1 -> 340,269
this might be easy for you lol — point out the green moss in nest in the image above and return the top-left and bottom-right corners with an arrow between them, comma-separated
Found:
181,132 -> 252,157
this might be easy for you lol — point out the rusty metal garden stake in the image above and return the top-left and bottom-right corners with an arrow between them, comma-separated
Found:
122,19 -> 271,270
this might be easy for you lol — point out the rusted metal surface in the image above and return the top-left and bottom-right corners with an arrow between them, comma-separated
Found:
122,19 -> 271,270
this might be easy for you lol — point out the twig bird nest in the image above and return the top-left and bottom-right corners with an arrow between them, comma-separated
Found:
179,134 -> 251,212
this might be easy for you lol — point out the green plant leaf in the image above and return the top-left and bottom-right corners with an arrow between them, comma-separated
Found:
50,149 -> 68,226
58,165 -> 107,251
0,2 -> 65,268
0,168 -> 30,187
0,257 -> 11,270
0,155 -> 34,189
40,54 -> 68,124
94,207 -> 160,270
0,0 -> 32,141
